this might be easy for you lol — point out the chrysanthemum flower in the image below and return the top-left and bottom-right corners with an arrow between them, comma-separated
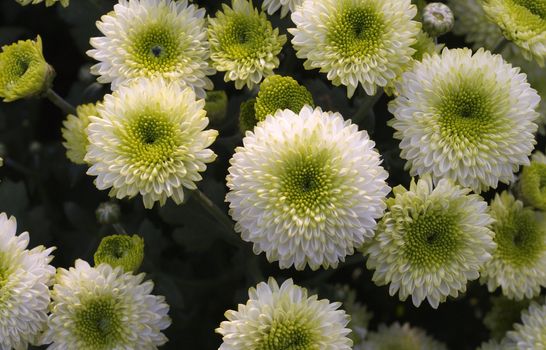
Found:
358,322 -> 447,350
365,175 -> 495,308
482,0 -> 546,66
94,234 -> 144,273
505,302 -> 546,349
484,295 -> 533,341
216,277 -> 352,349
480,192 -> 546,300
87,0 -> 213,98
0,212 -> 56,350
422,2 -> 454,37
389,48 -> 540,193
0,36 -> 54,102
208,0 -> 287,90
518,152 -> 546,210
289,0 -> 421,97
43,259 -> 171,349
254,75 -> 314,121
15,0 -> 68,7
85,78 -> 218,209
262,0 -> 303,18
61,103 -> 99,165
226,106 -> 390,270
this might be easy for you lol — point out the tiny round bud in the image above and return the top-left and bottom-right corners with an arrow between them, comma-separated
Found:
204,90 -> 228,126
422,2 -> 454,37
29,141 -> 41,153
94,234 -> 145,273
238,98 -> 258,134
95,201 -> 121,225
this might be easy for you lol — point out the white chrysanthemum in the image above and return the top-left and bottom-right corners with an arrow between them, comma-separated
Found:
15,0 -> 68,7
505,302 -> 546,349
226,106 -> 390,270
43,260 -> 170,349
0,212 -> 55,350
85,78 -> 218,209
87,0 -> 213,98
216,277 -> 352,350
389,48 -> 540,193
357,322 -> 447,350
365,175 -> 495,308
289,0 -> 421,97
262,0 -> 303,18
482,0 -> 546,66
61,103 -> 99,165
480,192 -> 546,300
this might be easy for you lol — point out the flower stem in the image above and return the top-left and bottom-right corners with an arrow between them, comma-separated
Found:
45,88 -> 77,115
113,223 -> 128,235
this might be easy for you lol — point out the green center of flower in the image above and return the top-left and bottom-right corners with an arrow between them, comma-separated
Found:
257,317 -> 315,350
255,76 -> 314,121
94,235 -> 144,273
1,47 -> 35,88
220,14 -> 269,59
404,212 -> 461,269
130,23 -> 181,72
495,210 -> 545,267
327,5 -> 384,59
74,296 -> 124,349
512,0 -> 546,20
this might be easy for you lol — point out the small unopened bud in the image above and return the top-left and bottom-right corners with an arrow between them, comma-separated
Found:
29,141 -> 41,154
204,90 -> 228,126
95,201 -> 121,225
422,3 -> 454,37
94,234 -> 145,273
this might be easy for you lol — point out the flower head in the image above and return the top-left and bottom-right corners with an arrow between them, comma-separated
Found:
389,48 -> 540,193
85,77 -> 218,209
87,0 -> 213,98
289,0 -> 420,97
0,212 -> 55,350
254,75 -> 314,121
0,36 -> 54,102
216,277 -> 352,350
422,2 -> 454,37
480,192 -> 546,300
358,322 -> 447,350
484,295 -> 533,341
226,106 -> 390,270
518,152 -> 546,211
365,175 -> 495,308
505,302 -> 546,349
482,0 -> 546,66
94,234 -> 144,273
15,0 -> 68,7
208,0 -> 287,90
61,103 -> 99,165
43,260 -> 171,349
262,0 -> 303,18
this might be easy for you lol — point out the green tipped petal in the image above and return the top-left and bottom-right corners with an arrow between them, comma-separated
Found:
238,98 -> 258,133
61,103 -> 99,165
94,234 -> 145,273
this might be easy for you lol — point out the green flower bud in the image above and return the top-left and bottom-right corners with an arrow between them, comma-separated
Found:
0,36 -> 55,102
94,234 -> 145,273
204,90 -> 228,126
62,103 -> 99,165
95,201 -> 121,225
239,98 -> 258,134
422,2 -> 454,37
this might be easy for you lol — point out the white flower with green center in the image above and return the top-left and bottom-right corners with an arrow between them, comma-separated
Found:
0,212 -> 55,350
85,78 -> 218,209
389,48 -> 540,193
87,0 -> 213,98
61,103 -> 99,165
365,175 -> 495,308
94,234 -> 144,273
289,0 -> 421,97
480,192 -> 546,300
482,0 -> 546,66
208,0 -> 287,90
15,0 -> 68,7
262,0 -> 303,18
254,75 -> 314,121
0,36 -> 54,102
519,152 -> 546,210
226,106 -> 390,270
505,302 -> 546,349
484,295 -> 533,341
357,322 -> 447,350
216,277 -> 352,350
43,259 -> 171,349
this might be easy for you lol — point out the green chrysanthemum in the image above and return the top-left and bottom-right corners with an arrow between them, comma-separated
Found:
254,75 -> 314,121
358,322 -> 447,350
204,90 -> 228,125
482,0 -> 546,66
15,0 -> 68,7
289,0 -> 421,97
365,175 -> 495,308
518,152 -> 546,211
61,103 -> 99,165
94,234 -> 144,273
238,98 -> 258,133
505,302 -> 546,349
0,36 -> 54,102
484,295 -> 533,341
208,0 -> 287,90
480,192 -> 546,300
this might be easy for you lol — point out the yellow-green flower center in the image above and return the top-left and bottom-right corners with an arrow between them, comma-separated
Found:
511,0 -> 546,20
0,253 -> 12,303
74,296 -> 123,349
257,317 -> 315,350
130,24 -> 181,73
255,76 -> 314,121
219,14 -> 270,59
327,5 -> 385,59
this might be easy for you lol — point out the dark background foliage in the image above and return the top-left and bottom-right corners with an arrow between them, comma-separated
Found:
0,0 -> 542,348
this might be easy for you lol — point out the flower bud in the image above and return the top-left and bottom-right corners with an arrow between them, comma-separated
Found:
422,2 -> 454,37
94,234 -> 145,273
95,201 -> 121,225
